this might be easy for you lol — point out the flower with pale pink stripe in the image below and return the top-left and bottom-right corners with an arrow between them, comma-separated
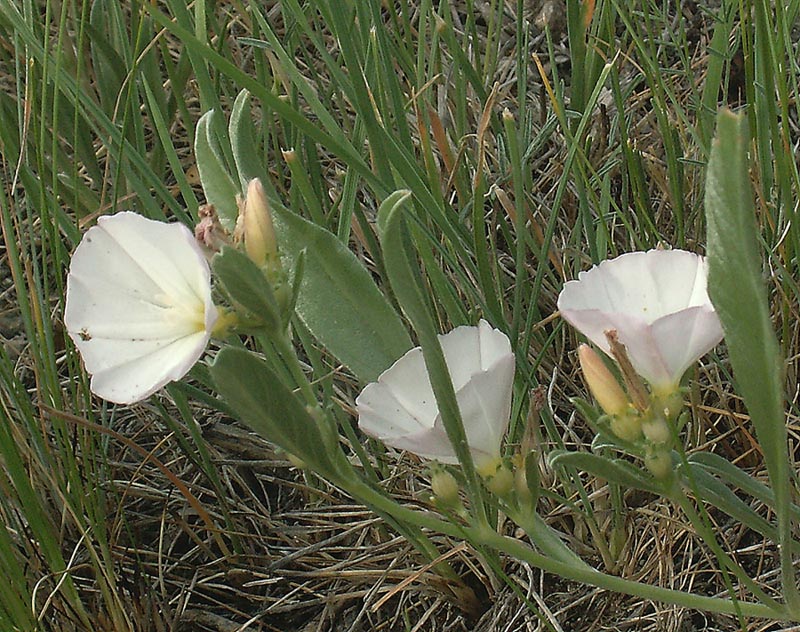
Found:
558,249 -> 723,395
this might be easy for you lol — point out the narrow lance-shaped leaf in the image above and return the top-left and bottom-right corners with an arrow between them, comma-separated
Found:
688,451 -> 800,519
376,191 -> 483,499
677,461 -> 784,549
548,450 -> 662,495
704,108 -> 797,608
210,347 -> 340,477
195,109 -> 240,230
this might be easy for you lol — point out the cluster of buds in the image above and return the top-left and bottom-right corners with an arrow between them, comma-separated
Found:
429,455 -> 535,515
578,341 -> 675,479
560,250 -> 725,480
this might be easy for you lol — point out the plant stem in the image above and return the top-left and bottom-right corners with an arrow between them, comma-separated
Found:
342,478 -> 789,620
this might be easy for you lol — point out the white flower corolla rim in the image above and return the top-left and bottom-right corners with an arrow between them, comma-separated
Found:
557,249 -> 723,393
65,212 -> 218,404
356,320 -> 515,467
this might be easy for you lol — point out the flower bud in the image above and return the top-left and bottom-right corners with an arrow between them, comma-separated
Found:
484,463 -> 515,497
431,469 -> 460,508
609,412 -> 643,443
658,391 -> 684,422
237,178 -> 278,268
578,344 -> 630,417
644,449 -> 672,480
642,416 -> 671,446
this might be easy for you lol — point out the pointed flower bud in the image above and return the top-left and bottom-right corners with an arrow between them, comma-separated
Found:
482,461 -> 514,497
641,416 -> 671,446
644,449 -> 673,480
237,178 -> 278,268
578,344 -> 630,417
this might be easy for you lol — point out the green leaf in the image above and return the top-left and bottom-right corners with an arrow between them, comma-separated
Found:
271,201 -> 412,382
705,110 -> 786,487
688,452 -> 800,522
195,109 -> 240,229
229,89 -> 266,189
678,460 -> 780,545
212,247 -> 281,332
210,347 -> 339,476
705,108 -> 796,606
377,190 -> 484,505
548,450 -> 662,494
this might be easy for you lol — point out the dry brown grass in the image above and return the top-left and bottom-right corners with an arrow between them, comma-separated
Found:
2,0 -> 799,630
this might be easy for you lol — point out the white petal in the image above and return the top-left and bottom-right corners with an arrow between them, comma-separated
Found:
357,382 -> 461,462
442,350 -> 515,466
86,331 -> 211,404
438,320 -> 514,388
357,380 -> 434,438
95,212 -> 212,308
65,275 -> 204,341
65,213 -> 217,403
650,306 -> 724,384
356,321 -> 515,464
365,346 -> 438,427
476,319 -> 514,368
439,325 -> 483,389
560,250 -> 709,323
558,249 -> 723,389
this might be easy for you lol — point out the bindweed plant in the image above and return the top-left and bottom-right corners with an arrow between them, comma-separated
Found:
63,101 -> 800,623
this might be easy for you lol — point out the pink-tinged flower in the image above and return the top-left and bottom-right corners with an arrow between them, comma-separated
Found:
65,212 -> 218,404
356,320 -> 515,467
558,250 -> 723,395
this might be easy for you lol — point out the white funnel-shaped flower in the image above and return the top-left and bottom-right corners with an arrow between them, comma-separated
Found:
356,320 -> 514,467
65,212 -> 218,404
558,249 -> 723,394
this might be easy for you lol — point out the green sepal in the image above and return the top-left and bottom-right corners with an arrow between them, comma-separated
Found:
212,247 -> 281,333
590,420 -> 645,457
522,451 -> 541,508
571,396 -> 602,428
